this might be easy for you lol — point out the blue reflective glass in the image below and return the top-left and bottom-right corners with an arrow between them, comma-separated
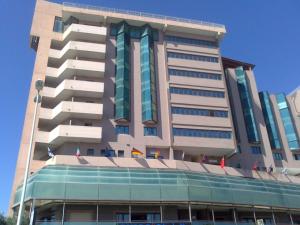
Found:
173,128 -> 231,139
168,68 -> 221,80
259,91 -> 282,149
140,26 -> 158,123
235,67 -> 260,143
115,23 -> 131,121
167,52 -> 219,63
273,153 -> 283,160
276,93 -> 300,150
144,127 -> 158,136
53,17 -> 63,33
165,35 -> 218,48
170,87 -> 224,98
115,125 -> 129,135
250,146 -> 262,155
171,107 -> 228,118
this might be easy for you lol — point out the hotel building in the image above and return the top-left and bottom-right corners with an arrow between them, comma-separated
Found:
9,0 -> 300,224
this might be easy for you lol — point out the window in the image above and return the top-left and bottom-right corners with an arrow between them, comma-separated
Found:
168,68 -> 221,80
259,91 -> 281,149
170,87 -> 225,98
115,125 -> 129,135
171,107 -> 228,118
235,67 -> 260,143
294,154 -> 300,160
101,149 -> 116,157
172,128 -> 231,139
144,127 -> 158,136
115,22 -> 131,121
53,16 -> 63,33
118,150 -> 125,157
251,146 -> 262,154
165,35 -> 218,48
87,149 -> 94,156
116,213 -> 129,222
276,93 -> 300,150
100,149 -> 106,156
167,52 -> 219,63
273,153 -> 283,160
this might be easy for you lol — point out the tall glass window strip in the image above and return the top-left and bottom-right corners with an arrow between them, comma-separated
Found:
115,125 -> 129,135
144,127 -> 158,136
115,22 -> 131,122
168,68 -> 221,80
235,67 -> 260,143
173,128 -> 232,139
276,93 -> 300,150
170,87 -> 224,98
140,26 -> 158,123
171,107 -> 228,118
259,91 -> 282,149
165,35 -> 218,48
167,52 -> 218,63
53,16 -> 63,33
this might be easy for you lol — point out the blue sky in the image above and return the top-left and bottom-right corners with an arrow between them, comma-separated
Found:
0,0 -> 300,214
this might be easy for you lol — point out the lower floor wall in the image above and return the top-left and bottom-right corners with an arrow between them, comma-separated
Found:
17,201 -> 300,225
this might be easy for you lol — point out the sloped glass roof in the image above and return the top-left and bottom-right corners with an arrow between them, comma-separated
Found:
14,165 -> 300,209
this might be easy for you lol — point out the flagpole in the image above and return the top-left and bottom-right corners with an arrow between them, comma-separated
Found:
16,80 -> 43,225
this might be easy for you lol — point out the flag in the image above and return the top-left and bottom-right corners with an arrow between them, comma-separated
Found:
48,147 -> 55,158
252,161 -> 258,171
154,150 -> 160,159
268,165 -> 273,174
220,156 -> 225,169
282,167 -> 288,175
202,155 -> 208,163
131,148 -> 143,158
76,147 -> 81,158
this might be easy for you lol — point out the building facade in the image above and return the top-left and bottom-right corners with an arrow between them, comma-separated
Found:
9,0 -> 300,224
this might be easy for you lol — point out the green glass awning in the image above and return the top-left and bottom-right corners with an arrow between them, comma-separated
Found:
14,165 -> 300,209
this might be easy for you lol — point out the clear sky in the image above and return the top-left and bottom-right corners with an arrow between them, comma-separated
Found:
0,0 -> 300,214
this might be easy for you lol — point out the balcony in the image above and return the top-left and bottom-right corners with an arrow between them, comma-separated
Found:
39,101 -> 103,126
46,59 -> 105,83
63,23 -> 107,44
48,41 -> 106,66
36,125 -> 102,146
42,80 -> 104,105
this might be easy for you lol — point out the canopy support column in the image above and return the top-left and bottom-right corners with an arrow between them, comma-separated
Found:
61,202 -> 65,225
212,208 -> 215,225
233,208 -> 238,225
160,205 -> 163,223
188,203 -> 192,222
289,212 -> 294,225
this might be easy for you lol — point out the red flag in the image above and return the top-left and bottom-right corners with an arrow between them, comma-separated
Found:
76,147 -> 81,158
252,161 -> 257,171
220,156 -> 225,169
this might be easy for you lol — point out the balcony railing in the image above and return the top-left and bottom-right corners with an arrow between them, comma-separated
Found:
63,2 -> 225,29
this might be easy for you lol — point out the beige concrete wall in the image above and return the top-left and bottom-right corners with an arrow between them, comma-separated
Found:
225,68 -> 275,170
9,0 -> 63,214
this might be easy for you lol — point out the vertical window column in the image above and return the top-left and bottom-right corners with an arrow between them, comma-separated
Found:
140,26 -> 158,124
235,67 -> 260,143
276,93 -> 300,150
259,91 -> 282,149
115,22 -> 131,121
